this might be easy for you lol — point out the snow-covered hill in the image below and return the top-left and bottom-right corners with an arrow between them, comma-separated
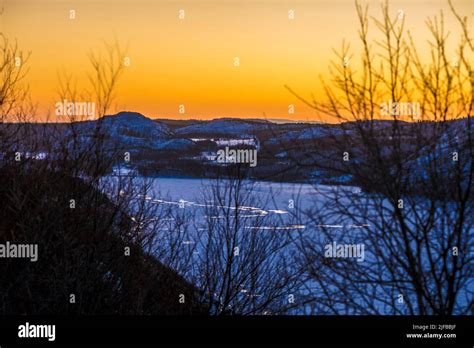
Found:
175,118 -> 272,137
65,111 -> 176,152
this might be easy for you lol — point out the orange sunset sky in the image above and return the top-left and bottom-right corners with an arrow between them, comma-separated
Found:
2,0 -> 472,121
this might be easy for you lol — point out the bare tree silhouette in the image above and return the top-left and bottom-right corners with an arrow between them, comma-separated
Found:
187,172 -> 303,315
0,35 -> 206,314
282,0 -> 473,315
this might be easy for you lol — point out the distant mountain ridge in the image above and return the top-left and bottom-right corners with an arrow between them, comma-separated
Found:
174,117 -> 273,137
3,111 -> 470,184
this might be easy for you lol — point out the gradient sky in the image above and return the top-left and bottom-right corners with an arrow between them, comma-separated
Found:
2,0 -> 472,121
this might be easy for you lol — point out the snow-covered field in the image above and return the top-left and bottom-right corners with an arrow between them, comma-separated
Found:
102,175 -> 374,240
101,175 -> 472,315
127,177 -> 363,228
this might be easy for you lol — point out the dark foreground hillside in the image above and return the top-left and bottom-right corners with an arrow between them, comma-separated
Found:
0,163 -> 206,315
